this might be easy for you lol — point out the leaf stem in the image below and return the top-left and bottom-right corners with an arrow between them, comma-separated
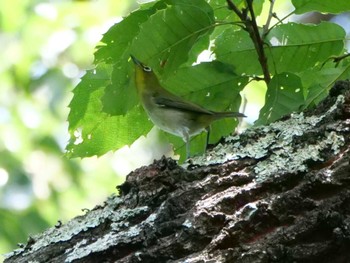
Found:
322,53 -> 350,68
263,0 -> 275,37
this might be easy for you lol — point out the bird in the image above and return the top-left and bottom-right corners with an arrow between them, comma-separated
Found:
131,55 -> 245,158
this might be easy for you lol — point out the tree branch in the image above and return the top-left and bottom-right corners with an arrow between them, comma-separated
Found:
4,81 -> 350,263
226,0 -> 244,19
226,0 -> 271,83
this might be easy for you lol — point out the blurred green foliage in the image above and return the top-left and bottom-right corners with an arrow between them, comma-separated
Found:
0,0 -> 135,255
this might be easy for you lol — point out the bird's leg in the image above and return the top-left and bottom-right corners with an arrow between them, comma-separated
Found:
186,140 -> 190,159
183,133 -> 190,159
205,126 -> 211,151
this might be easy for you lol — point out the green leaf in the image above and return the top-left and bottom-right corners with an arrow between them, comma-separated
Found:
292,0 -> 350,14
95,9 -> 154,64
209,118 -> 239,143
265,22 -> 346,73
210,0 -> 243,23
68,64 -> 112,131
214,22 -> 345,75
130,0 -> 215,76
214,28 -> 259,75
101,60 -> 138,115
67,105 -> 153,158
300,62 -> 350,107
253,0 -> 264,17
256,72 -> 305,125
67,63 -> 153,157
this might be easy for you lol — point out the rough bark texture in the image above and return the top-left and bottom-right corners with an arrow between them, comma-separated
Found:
5,81 -> 350,263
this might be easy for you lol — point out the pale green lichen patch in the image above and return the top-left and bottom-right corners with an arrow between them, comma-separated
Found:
253,131 -> 344,181
65,210 -> 157,262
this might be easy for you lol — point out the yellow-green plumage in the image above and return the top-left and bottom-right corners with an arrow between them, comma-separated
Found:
131,55 -> 245,158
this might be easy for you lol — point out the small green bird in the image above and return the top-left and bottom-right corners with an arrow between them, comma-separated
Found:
131,55 -> 245,158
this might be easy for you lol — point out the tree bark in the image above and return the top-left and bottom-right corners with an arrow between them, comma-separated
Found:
5,81 -> 350,263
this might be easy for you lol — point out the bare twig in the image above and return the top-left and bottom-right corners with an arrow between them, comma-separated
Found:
264,11 -> 294,36
263,0 -> 275,37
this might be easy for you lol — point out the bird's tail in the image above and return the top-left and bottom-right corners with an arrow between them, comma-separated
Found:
212,111 -> 246,119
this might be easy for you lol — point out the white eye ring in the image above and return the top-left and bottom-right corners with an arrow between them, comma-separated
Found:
143,66 -> 152,72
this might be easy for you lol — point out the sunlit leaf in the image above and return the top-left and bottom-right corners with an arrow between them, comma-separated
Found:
67,105 -> 153,158
292,0 -> 350,14
214,28 -> 258,75
68,64 -> 112,130
67,63 -> 153,157
95,9 -> 154,64
130,0 -> 215,76
101,60 -> 138,115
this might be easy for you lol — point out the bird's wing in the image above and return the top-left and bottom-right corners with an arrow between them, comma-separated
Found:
154,95 -> 213,115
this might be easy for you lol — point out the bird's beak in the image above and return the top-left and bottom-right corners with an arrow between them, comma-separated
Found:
130,55 -> 142,67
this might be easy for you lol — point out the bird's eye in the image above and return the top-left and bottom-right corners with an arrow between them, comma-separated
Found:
143,66 -> 152,72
